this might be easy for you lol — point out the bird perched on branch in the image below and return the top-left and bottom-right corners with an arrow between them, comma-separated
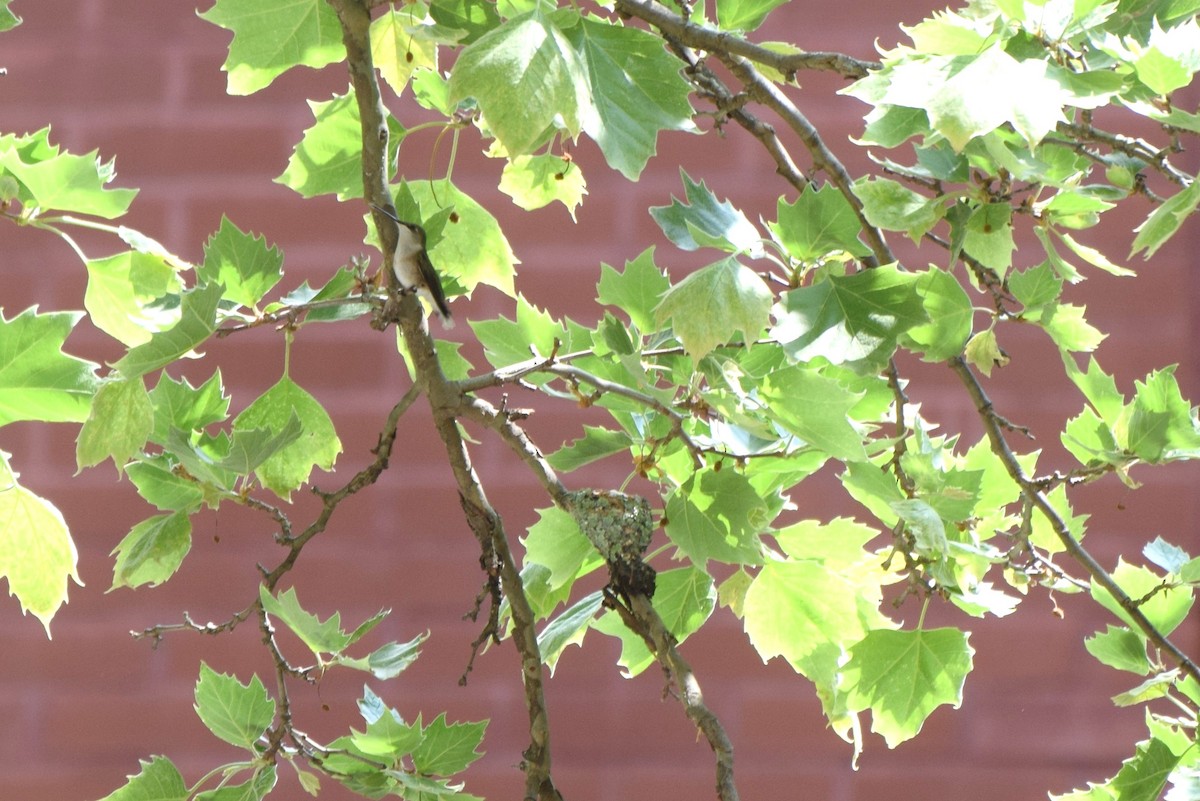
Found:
371,203 -> 454,328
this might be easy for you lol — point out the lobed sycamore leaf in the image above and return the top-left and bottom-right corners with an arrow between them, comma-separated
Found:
560,16 -> 696,180
890,498 -> 948,558
596,248 -> 670,333
198,0 -> 345,95
0,451 -> 80,634
272,266 -> 369,324
656,256 -> 772,361
473,294 -> 565,369
0,141 -> 136,218
194,663 -> 276,750
233,376 -> 341,500
1111,738 -> 1181,801
0,0 -> 20,31
1131,180 -> 1200,259
149,370 -> 230,445
76,377 -> 154,473
773,517 -> 878,566
963,202 -> 1015,275
0,308 -> 99,426
109,511 -> 191,591
371,6 -> 442,97
761,365 -> 868,462
448,12 -> 586,156
1144,536 -> 1190,575
114,282 -> 223,379
900,267 -> 972,361
851,178 -> 942,243
650,170 -> 763,257
963,329 -> 1008,376
351,705 -> 423,762
1028,303 -> 1105,353
340,633 -> 427,680
772,264 -> 927,374
772,183 -> 872,261
1029,484 -> 1089,555
411,713 -> 488,776
97,756 -> 187,801
259,585 -> 355,655
522,505 -> 602,591
84,251 -> 183,347
1009,262 -> 1064,309
843,628 -> 973,747
547,425 -> 632,472
194,765 -> 277,801
1126,366 -> 1200,462
499,153 -> 586,218
665,469 -> 768,566
126,457 -> 206,512
198,217 -> 283,309
538,591 -> 604,674
1091,559 -> 1194,637
1084,625 -> 1150,675
716,0 -> 789,32
278,91 -> 405,201
429,0 -> 501,45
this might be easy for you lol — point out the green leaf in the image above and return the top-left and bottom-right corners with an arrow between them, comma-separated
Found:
716,0 -> 788,31
843,628 -> 973,747
198,217 -> 284,309
198,0 -> 345,95
127,458 -> 206,512
650,170 -> 763,257
97,757 -> 187,801
448,12 -> 586,155
76,377 -> 154,473
371,7 -> 441,97
429,0 -> 500,44
1145,536 -> 1190,575
771,183 -> 871,261
664,469 -> 768,566
656,256 -> 772,360
193,663 -> 276,750
1029,303 -> 1105,353
963,329 -> 1008,376
259,585 -> 354,655
195,765 -> 277,801
110,511 -> 191,591
594,567 -> 715,676
890,498 -> 948,558
1112,672 -> 1178,707
0,1 -> 21,31
0,308 -> 99,426
84,251 -> 183,346
1091,559 -> 1194,637
473,294 -> 565,369
900,267 -> 973,360
761,365 -> 867,461
538,591 -> 604,673
149,371 -> 230,445
346,633 -> 427,680
522,506 -> 602,591
560,16 -> 696,180
0,451 -> 80,634
1009,262 -> 1064,308
499,154 -> 586,218
596,248 -> 671,332
772,264 -> 927,375
233,376 -> 341,499
963,202 -> 1014,275
114,282 -> 223,379
1084,625 -> 1150,674
1126,366 -> 1200,462
0,144 -> 136,218
1131,180 -> 1200,259
744,559 -> 886,687
278,91 -> 405,201
1111,738 -> 1180,801
412,713 -> 487,776
773,517 -> 878,566
852,178 -> 942,242
547,425 -> 632,472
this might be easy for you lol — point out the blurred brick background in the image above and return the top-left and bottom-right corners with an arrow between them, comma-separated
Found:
3,1 -> 1199,799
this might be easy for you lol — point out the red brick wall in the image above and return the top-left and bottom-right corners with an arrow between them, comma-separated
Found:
2,1 -> 1198,800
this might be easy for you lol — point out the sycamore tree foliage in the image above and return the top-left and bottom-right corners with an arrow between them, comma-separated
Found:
5,0 -> 1200,798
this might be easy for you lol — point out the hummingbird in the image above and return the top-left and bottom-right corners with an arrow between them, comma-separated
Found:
371,203 -> 454,328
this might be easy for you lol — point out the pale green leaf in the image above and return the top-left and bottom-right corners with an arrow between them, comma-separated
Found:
963,329 -> 1008,376
85,251 -> 183,346
194,663 -> 276,750
852,177 -> 942,242
716,0 -> 788,31
411,713 -> 487,776
0,145 -> 136,218
0,452 -> 80,634
538,590 -> 603,673
97,757 -> 187,801
901,267 -> 973,360
1131,181 -> 1200,259
843,628 -> 973,747
499,154 -> 586,218
596,248 -> 671,332
772,264 -> 927,375
371,6 -> 441,96
110,511 -> 191,590
0,308 -> 99,426
523,506 -> 603,592
664,469 -> 767,566
149,370 -> 230,445
656,256 -> 772,360
126,457 -> 206,512
1091,559 -> 1194,637
761,365 -> 867,461
76,377 -> 154,472
198,0 -> 345,95
233,376 -> 341,499
473,294 -> 565,369
547,425 -> 632,472
650,170 -> 763,257
198,217 -> 283,309
114,282 -> 223,379
1084,625 -> 1150,674
259,585 -> 353,655
195,765 -> 277,801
